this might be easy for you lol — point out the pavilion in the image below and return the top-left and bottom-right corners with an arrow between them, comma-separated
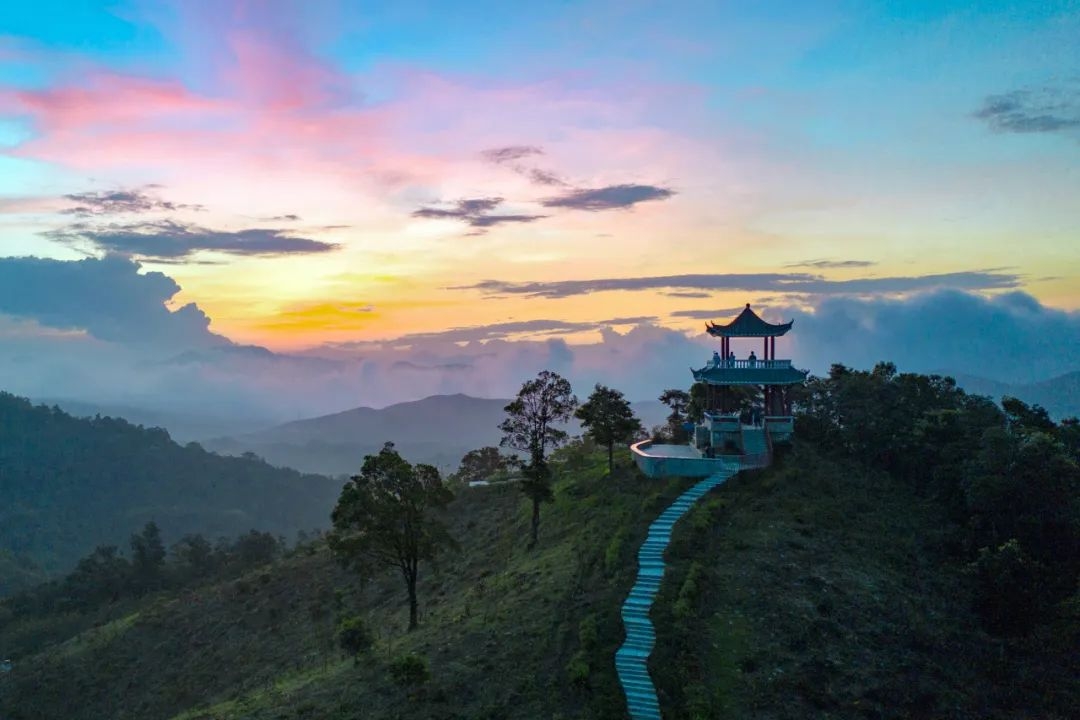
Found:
631,304 -> 808,477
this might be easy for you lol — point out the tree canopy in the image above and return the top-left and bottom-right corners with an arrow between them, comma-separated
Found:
575,384 -> 643,471
328,443 -> 455,630
499,370 -> 578,548
796,362 -> 1080,636
452,446 -> 517,485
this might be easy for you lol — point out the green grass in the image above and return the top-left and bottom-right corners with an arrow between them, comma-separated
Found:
0,443 -> 692,720
650,443 -> 1019,720
5,440 -> 1073,719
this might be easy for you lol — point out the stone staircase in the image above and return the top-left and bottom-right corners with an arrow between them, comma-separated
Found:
740,425 -> 769,465
614,461 -> 740,719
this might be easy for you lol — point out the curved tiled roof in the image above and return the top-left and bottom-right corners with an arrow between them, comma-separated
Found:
706,304 -> 793,337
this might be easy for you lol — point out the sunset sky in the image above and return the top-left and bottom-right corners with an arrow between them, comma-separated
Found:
1,1 -> 1079,416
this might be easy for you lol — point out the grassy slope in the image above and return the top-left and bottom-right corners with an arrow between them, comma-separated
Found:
4,442 -> 1076,719
0,446 -> 693,720
650,443 -> 1077,720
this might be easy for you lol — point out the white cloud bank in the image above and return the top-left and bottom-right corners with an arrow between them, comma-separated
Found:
1,256 -> 1077,428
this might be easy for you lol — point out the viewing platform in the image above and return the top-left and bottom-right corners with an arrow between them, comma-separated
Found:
631,437 -> 771,478
692,357 -> 808,386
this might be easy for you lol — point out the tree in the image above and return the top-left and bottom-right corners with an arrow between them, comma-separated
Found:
130,521 -> 166,592
170,533 -> 216,580
328,443 -> 455,630
338,616 -> 373,664
499,371 -> 578,548
575,384 -> 643,471
659,388 -> 691,442
454,446 -> 516,484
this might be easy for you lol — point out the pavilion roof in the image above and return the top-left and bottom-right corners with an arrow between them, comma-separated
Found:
692,363 -> 809,386
706,304 -> 793,337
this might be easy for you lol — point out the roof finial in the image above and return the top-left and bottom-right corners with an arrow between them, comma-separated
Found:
745,303 -> 751,309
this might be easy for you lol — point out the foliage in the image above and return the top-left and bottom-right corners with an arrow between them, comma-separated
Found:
968,539 -> 1046,636
659,388 -> 691,442
129,522 -> 166,593
328,442 -> 455,630
795,363 -> 1080,637
338,616 -> 373,661
686,382 -> 708,423
499,370 -> 578,547
0,391 -> 339,591
452,446 -> 517,485
388,653 -> 429,688
575,384 -> 643,471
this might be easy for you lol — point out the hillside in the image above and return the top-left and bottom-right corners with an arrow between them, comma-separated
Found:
0,444 -> 684,720
32,397 -> 274,444
952,370 -> 1080,419
2,438 -> 1076,719
0,392 -> 340,586
206,394 -> 670,475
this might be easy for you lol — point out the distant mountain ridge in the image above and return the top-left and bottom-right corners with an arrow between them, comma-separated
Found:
206,393 -> 670,476
0,392 -> 340,592
950,370 -> 1080,420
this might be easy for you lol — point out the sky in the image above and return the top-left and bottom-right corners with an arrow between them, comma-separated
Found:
1,0 -> 1079,420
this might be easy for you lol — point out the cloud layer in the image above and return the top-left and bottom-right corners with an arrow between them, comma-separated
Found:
457,270 -> 1022,299
411,197 -> 546,230
975,82 -> 1080,135
541,184 -> 675,211
2,259 -> 1077,427
61,188 -> 204,216
46,220 -> 339,259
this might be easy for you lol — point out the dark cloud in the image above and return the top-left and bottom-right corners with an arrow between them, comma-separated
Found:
357,316 -> 659,345
527,168 -> 567,186
45,220 -> 339,259
974,83 -> 1080,135
468,214 -> 548,228
454,270 -> 1021,299
786,259 -> 877,269
481,146 -> 544,164
541,184 -> 675,211
261,214 -> 302,222
62,188 -> 204,216
411,197 -> 546,230
0,255 -> 226,347
480,145 -> 568,187
670,307 -> 746,320
664,291 -> 710,298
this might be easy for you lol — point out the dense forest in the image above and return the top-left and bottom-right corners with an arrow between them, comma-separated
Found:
1,366 -> 1077,719
0,392 -> 341,594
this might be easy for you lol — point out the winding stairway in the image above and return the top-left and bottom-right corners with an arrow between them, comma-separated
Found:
614,460 -> 741,719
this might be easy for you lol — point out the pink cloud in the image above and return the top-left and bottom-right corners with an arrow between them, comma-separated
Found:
0,13 -> 713,217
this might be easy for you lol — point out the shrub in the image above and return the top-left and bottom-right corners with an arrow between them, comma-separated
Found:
604,527 -> 628,576
338,616 -> 373,661
389,653 -> 429,688
578,614 -> 599,650
566,650 -> 590,688
968,539 -> 1046,636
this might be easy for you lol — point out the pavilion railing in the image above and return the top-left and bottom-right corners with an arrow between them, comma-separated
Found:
704,358 -> 793,370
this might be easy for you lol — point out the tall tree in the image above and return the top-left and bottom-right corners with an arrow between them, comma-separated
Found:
328,443 -> 454,630
575,384 -> 643,471
659,388 -> 691,441
499,370 -> 578,548
130,521 -> 166,592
